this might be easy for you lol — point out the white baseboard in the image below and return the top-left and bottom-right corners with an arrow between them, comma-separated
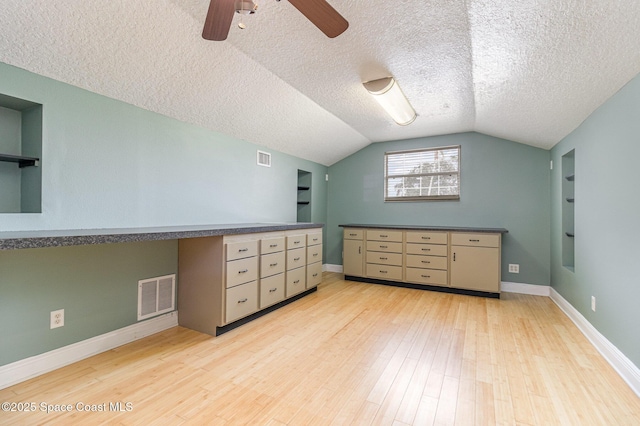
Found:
501,281 -> 551,296
0,311 -> 178,390
550,288 -> 640,397
324,264 -> 343,273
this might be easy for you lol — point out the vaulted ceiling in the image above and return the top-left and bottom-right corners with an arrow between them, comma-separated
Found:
1,1 -> 639,165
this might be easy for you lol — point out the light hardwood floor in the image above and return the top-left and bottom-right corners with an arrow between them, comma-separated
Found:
2,273 -> 639,425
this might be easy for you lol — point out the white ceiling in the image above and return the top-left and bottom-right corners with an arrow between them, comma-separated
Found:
1,1 -> 639,166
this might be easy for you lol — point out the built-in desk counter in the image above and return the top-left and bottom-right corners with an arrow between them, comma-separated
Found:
340,224 -> 508,298
0,223 -> 323,250
1,223 -> 324,335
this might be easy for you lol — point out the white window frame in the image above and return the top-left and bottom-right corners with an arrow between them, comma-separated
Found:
384,145 -> 461,201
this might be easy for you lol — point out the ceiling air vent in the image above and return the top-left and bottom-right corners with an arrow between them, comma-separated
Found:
138,274 -> 176,321
257,150 -> 271,167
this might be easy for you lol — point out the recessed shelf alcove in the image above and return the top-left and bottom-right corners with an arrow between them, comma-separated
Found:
0,93 -> 43,214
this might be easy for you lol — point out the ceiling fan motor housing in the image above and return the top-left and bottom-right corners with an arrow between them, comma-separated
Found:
235,0 -> 258,14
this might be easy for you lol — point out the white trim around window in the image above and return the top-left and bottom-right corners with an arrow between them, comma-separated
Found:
384,145 -> 461,201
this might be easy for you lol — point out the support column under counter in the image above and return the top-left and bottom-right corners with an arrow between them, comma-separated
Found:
339,224 -> 508,298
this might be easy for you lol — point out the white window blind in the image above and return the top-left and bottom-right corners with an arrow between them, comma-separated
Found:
384,146 -> 460,201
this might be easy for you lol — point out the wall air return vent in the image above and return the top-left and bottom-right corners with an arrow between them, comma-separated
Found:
137,274 -> 176,321
257,150 -> 272,167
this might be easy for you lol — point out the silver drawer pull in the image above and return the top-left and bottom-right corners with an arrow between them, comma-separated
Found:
294,279 -> 300,284
349,233 -> 357,236
239,248 -> 249,252
421,275 -> 431,278
294,241 -> 301,244
270,244 -> 278,248
421,260 -> 430,264
312,238 -> 319,242
313,253 -> 318,257
380,245 -> 388,249
294,257 -> 301,261
422,248 -> 431,251
380,257 -> 388,260
238,298 -> 248,304
239,269 -> 248,274
270,263 -> 278,267
380,270 -> 387,274
469,239 -> 480,242
269,288 -> 277,293
380,234 -> 388,238
313,273 -> 318,277
422,236 -> 431,240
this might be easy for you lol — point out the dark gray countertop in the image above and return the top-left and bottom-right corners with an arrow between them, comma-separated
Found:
0,223 -> 324,250
339,224 -> 508,233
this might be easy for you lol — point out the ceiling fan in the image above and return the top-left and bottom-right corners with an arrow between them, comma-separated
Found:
202,0 -> 349,41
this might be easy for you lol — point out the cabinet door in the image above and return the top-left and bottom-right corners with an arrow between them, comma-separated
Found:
450,246 -> 500,293
343,239 -> 363,277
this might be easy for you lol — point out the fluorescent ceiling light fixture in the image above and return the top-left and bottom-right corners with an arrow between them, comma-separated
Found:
363,77 -> 417,126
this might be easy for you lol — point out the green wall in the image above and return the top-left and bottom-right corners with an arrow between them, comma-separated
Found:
326,133 -> 551,286
0,241 -> 177,365
0,62 -> 327,366
0,106 -> 21,212
551,72 -> 640,368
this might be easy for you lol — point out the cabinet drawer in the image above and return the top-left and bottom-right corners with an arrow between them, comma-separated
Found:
287,234 -> 307,249
406,231 -> 448,245
406,254 -> 448,270
307,261 -> 322,288
406,243 -> 448,257
307,244 -> 323,264
307,231 -> 323,246
260,251 -> 285,278
260,273 -> 285,309
366,241 -> 402,253
286,266 -> 306,297
366,229 -> 403,242
287,247 -> 306,270
261,237 -> 285,255
451,233 -> 500,248
225,280 -> 258,323
226,240 -> 259,261
343,228 -> 363,240
366,264 -> 403,281
405,268 -> 448,286
366,251 -> 402,266
226,256 -> 258,288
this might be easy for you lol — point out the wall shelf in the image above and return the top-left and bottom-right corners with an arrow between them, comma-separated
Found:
565,232 -> 575,238
0,153 -> 39,168
297,186 -> 310,191
565,174 -> 575,181
297,201 -> 310,205
566,197 -> 574,203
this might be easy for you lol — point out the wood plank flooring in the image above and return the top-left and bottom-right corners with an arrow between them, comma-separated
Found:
1,273 -> 639,425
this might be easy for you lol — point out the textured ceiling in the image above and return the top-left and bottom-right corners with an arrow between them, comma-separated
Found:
1,1 -> 639,165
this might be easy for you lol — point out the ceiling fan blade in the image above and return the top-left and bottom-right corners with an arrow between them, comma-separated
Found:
288,0 -> 349,38
202,0 -> 236,41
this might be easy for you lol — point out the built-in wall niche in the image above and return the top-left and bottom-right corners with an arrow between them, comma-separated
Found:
0,93 -> 42,213
562,149 -> 575,271
297,169 -> 311,222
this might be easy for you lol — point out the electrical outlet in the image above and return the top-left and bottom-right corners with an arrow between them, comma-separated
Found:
508,264 -> 520,273
591,296 -> 596,312
50,309 -> 64,329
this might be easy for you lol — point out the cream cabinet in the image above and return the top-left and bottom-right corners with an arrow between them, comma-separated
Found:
178,226 -> 323,335
343,228 -> 364,277
341,225 -> 506,297
405,231 -> 448,287
450,233 -> 500,293
306,232 -> 323,288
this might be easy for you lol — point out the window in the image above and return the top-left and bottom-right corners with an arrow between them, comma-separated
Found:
384,146 -> 460,201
